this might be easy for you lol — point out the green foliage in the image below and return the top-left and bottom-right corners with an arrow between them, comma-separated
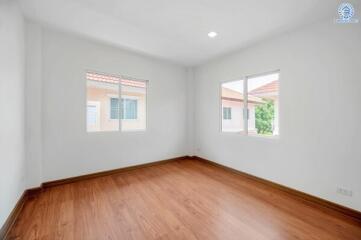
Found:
255,100 -> 274,134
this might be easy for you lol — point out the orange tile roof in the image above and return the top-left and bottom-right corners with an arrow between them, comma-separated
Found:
86,72 -> 146,88
222,87 -> 264,104
249,80 -> 278,95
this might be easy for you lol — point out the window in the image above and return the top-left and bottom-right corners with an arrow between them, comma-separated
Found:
122,99 -> 138,120
221,79 -> 245,132
86,72 -> 119,132
120,79 -> 146,131
110,98 -> 119,120
223,107 -> 232,120
221,71 -> 279,137
109,98 -> 138,120
86,72 -> 147,132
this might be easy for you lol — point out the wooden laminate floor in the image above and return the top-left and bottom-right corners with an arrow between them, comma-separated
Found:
8,159 -> 361,240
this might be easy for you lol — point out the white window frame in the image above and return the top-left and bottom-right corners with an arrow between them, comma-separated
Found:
86,70 -> 148,133
219,70 -> 280,139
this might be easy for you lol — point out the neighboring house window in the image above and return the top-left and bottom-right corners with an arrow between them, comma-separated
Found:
110,98 -> 119,119
109,98 -> 138,120
86,72 -> 147,132
223,107 -> 232,120
122,99 -> 138,119
221,71 -> 279,137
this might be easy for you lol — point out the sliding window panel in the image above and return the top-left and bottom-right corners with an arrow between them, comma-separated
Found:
221,79 -> 245,133
86,72 -> 120,132
121,78 -> 147,131
247,72 -> 279,136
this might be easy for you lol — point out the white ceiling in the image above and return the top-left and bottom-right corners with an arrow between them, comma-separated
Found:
20,0 -> 343,66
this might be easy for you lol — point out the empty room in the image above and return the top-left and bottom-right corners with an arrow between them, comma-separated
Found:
1,0 -> 361,239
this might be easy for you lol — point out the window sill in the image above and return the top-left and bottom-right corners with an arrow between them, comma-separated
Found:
220,131 -> 279,140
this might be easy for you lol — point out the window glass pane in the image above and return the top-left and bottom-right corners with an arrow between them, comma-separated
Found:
86,72 -> 120,132
247,72 -> 279,136
221,80 -> 244,132
110,98 -> 119,119
121,79 -> 146,131
121,99 -> 138,119
223,107 -> 232,120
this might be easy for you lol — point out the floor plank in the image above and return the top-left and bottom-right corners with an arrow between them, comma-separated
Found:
7,159 -> 361,240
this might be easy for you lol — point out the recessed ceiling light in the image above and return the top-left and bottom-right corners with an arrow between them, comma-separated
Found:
208,31 -> 218,38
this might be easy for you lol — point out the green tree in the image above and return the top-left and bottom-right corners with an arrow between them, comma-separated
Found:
255,100 -> 274,134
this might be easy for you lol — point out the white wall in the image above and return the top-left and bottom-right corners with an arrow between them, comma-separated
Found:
25,22 -> 43,188
194,20 -> 361,211
26,26 -> 188,182
0,1 -> 26,227
186,68 -> 195,155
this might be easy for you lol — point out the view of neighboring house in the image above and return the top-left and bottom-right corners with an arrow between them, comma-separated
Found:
86,72 -> 146,132
221,87 -> 263,133
221,77 -> 279,136
249,80 -> 279,135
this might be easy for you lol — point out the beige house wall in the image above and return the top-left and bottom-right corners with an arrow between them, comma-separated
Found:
221,99 -> 256,133
87,86 -> 146,131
